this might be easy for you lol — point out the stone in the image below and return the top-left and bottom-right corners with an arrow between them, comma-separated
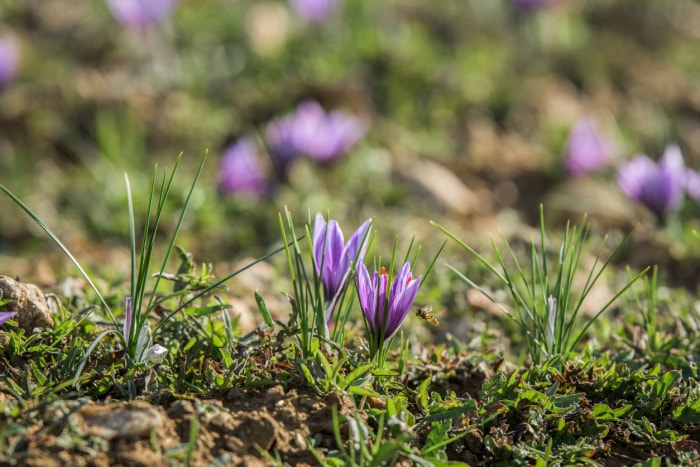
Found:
0,275 -> 53,331
79,402 -> 163,440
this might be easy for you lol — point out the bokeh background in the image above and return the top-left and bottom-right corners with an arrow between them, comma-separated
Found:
2,0 -> 700,299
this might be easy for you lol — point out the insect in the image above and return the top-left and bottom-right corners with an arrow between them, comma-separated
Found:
415,305 -> 439,325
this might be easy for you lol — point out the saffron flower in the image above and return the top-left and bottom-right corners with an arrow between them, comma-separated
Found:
290,0 -> 340,23
266,100 -> 365,166
0,34 -> 19,88
356,262 -> 421,342
564,117 -> 614,176
106,0 -> 179,30
0,311 -> 17,326
313,213 -> 372,324
123,297 -> 167,364
219,139 -> 270,198
617,144 -> 686,218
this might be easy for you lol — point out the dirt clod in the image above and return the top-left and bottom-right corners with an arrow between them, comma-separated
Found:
0,275 -> 53,331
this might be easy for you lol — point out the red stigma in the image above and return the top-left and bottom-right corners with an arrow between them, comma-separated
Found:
380,266 -> 387,276
405,274 -> 412,285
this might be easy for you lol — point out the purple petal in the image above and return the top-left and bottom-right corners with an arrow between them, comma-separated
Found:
290,0 -> 340,23
266,100 -> 365,165
313,214 -> 372,308
356,262 -> 421,341
0,311 -> 17,326
685,169 -> 700,202
290,100 -> 326,155
312,213 -> 328,275
106,0 -> 179,30
356,263 -> 375,328
617,146 -> 686,216
512,0 -> 557,8
338,218 -> 372,280
218,139 -> 269,197
323,220 -> 346,299
385,265 -> 421,339
0,35 -> 19,88
266,115 -> 299,171
617,155 -> 654,201
564,117 -> 613,176
658,144 -> 685,211
375,270 -> 389,334
306,111 -> 366,163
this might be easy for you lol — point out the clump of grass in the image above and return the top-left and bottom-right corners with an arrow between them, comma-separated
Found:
433,206 -> 649,365
0,154 -> 279,385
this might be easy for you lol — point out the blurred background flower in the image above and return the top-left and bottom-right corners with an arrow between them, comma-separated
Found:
105,0 -> 179,30
617,145 -> 686,218
218,139 -> 270,198
564,117 -> 614,177
684,169 -> 700,204
266,100 -> 365,167
512,0 -> 559,9
290,0 -> 340,23
0,34 -> 19,88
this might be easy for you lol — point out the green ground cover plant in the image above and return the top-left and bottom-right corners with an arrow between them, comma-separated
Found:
3,1 -> 700,466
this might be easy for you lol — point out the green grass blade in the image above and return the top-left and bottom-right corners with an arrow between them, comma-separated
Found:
430,221 -> 508,283
153,241 -> 289,335
73,329 -> 120,389
0,183 -> 117,328
147,153 -> 205,315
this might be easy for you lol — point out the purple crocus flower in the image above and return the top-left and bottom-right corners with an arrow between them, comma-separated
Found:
106,0 -> 179,30
266,100 -> 365,166
617,144 -> 686,217
313,213 -> 372,325
0,35 -> 19,88
0,311 -> 17,326
219,139 -> 270,198
356,262 -> 421,341
290,0 -> 340,23
565,117 -> 614,176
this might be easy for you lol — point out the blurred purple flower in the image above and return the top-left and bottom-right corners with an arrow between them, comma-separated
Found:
513,0 -> 557,8
685,168 -> 700,203
266,100 -> 365,167
219,139 -> 270,197
290,0 -> 340,23
617,144 -> 686,217
0,35 -> 20,88
0,311 -> 17,326
106,0 -> 179,30
565,117 -> 614,176
266,114 -> 300,173
313,213 -> 372,325
357,262 -> 421,342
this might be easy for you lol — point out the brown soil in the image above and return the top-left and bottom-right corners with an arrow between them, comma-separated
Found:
11,386 -> 357,467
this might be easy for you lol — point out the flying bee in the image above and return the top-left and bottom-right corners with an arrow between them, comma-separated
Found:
415,305 -> 439,326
